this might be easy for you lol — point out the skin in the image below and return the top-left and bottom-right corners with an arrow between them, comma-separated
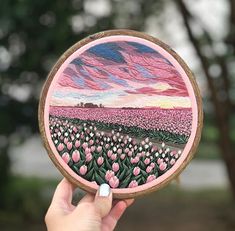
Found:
45,178 -> 134,231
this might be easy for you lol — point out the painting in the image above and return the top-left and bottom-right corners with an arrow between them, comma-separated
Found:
40,31 -> 202,196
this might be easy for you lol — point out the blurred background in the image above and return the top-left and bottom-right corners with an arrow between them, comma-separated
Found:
0,0 -> 235,230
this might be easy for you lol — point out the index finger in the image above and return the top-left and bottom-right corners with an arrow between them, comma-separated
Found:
51,178 -> 76,206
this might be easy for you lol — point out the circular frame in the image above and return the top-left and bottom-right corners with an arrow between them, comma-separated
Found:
38,29 -> 203,199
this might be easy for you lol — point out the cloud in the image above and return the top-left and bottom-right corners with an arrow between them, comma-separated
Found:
125,87 -> 161,95
57,41 -> 189,97
52,41 -> 191,108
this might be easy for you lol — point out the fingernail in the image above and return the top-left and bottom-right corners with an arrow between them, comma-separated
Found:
99,183 -> 110,197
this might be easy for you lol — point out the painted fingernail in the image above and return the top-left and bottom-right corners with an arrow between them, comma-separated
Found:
99,183 -> 110,197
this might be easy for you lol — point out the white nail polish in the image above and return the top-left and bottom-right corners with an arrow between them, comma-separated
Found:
99,183 -> 110,197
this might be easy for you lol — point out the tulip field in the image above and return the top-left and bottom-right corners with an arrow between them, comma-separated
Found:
50,106 -> 192,144
48,106 -> 191,188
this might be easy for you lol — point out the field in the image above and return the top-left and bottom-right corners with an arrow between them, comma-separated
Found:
49,106 -> 192,188
50,106 -> 192,144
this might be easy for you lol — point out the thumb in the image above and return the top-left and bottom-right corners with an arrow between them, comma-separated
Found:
94,183 -> 112,218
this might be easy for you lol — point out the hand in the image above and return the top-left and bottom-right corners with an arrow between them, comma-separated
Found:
45,178 -> 134,231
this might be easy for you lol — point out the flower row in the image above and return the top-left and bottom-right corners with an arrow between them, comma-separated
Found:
49,116 -> 182,188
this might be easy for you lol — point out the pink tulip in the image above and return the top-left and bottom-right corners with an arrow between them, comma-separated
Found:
97,156 -> 104,165
73,127 -> 78,132
86,153 -> 92,162
82,142 -> 88,149
133,167 -> 140,176
109,176 -> 119,188
128,180 -> 138,188
85,147 -> 91,155
144,158 -> 150,165
72,150 -> 80,162
107,150 -> 113,157
146,175 -> 156,183
146,166 -> 153,173
124,148 -> 129,153
57,143 -> 64,152
75,140 -> 80,148
105,170 -> 115,181
90,146 -> 96,152
157,158 -> 163,165
150,162 -> 155,168
97,146 -> 102,153
159,162 -> 167,171
89,139 -> 94,145
64,138 -> 68,144
110,154 -> 117,161
130,157 -> 135,164
62,152 -> 70,164
120,154 -> 125,160
105,144 -> 109,149
117,148 -> 122,154
67,142 -> 73,150
128,151 -> 133,157
79,165 -> 87,175
131,156 -> 139,164
170,159 -> 176,165
112,163 -> 119,172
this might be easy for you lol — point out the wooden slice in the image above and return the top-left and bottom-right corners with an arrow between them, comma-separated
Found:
38,29 -> 203,199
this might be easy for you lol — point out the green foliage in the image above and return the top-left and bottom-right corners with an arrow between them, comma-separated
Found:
2,177 -> 57,221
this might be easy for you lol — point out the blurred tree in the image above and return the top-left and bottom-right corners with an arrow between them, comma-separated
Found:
176,0 -> 235,198
0,0 -> 164,208
1,0 -> 234,211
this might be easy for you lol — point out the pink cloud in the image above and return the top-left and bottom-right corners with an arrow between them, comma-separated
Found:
125,87 -> 160,96
125,85 -> 188,97
56,41 -> 189,97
